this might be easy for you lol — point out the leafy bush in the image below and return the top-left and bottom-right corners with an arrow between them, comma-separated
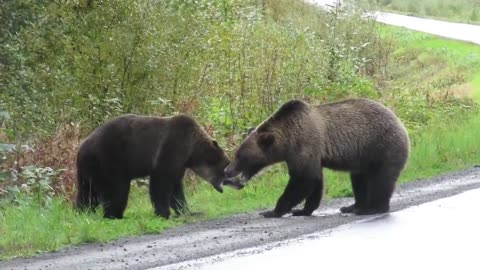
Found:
0,0 -> 387,140
0,143 -> 64,208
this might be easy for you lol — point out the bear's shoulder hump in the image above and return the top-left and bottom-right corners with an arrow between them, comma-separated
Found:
274,100 -> 309,118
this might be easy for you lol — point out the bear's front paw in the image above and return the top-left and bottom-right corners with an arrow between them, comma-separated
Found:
155,208 -> 171,219
291,209 -> 313,216
260,210 -> 283,218
175,211 -> 204,218
353,206 -> 389,216
340,204 -> 356,213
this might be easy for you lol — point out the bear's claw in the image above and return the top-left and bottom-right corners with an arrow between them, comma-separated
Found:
260,210 -> 283,218
291,209 -> 313,216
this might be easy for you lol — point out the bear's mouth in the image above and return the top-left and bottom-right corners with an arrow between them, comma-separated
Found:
211,175 -> 246,193
221,173 -> 248,191
225,177 -> 247,189
211,174 -> 248,193
238,172 -> 249,183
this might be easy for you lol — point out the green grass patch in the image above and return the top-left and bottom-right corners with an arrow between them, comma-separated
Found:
400,113 -> 480,183
376,24 -> 480,180
473,74 -> 480,102
379,25 -> 480,100
379,24 -> 480,53
0,188 -> 183,259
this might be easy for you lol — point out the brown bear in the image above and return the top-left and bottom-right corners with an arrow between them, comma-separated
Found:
76,114 -> 231,219
224,98 -> 410,218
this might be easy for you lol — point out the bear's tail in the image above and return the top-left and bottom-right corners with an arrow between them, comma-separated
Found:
75,152 -> 99,211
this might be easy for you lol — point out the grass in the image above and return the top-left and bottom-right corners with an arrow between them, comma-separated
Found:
473,74 -> 480,101
376,25 -> 480,180
376,0 -> 480,25
401,113 -> 480,180
378,25 -> 480,99
3,15 -> 480,263
0,174 -> 290,259
0,188 -> 183,259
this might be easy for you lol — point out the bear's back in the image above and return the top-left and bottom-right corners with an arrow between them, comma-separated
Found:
78,114 -> 171,177
311,98 -> 409,170
314,98 -> 405,141
84,114 -> 168,147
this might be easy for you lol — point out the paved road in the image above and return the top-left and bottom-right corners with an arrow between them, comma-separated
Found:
1,168 -> 480,269
160,187 -> 480,270
374,12 -> 480,45
308,0 -> 480,45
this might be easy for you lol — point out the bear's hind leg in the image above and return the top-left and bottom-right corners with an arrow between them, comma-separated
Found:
292,172 -> 324,216
100,179 -> 130,219
355,167 -> 399,215
75,175 -> 100,212
340,173 -> 368,214
170,180 -> 187,216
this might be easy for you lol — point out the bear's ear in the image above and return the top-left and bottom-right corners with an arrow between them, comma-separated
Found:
258,133 -> 275,148
247,127 -> 255,136
212,140 -> 219,148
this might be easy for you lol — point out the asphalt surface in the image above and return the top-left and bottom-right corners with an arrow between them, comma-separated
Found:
373,11 -> 480,45
308,0 -> 480,46
161,186 -> 480,270
2,167 -> 480,270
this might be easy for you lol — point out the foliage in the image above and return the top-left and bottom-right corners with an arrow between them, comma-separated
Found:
0,0 -> 386,142
0,145 -> 64,208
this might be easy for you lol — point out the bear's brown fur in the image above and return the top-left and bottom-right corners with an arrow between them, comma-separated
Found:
76,114 -> 230,219
224,98 -> 410,218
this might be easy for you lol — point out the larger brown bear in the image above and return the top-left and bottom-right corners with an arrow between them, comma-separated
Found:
76,114 -> 231,219
224,98 -> 410,218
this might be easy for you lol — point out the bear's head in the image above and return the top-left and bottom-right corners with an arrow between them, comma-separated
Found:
224,126 -> 285,186
188,137 -> 233,193
224,100 -> 308,188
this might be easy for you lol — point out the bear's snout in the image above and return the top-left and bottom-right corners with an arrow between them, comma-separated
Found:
224,164 -> 239,178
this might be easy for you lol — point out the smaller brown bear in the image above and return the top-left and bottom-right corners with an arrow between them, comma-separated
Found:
224,98 -> 410,218
76,114 -> 231,219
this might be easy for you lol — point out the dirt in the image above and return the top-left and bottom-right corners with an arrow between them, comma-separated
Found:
1,167 -> 480,270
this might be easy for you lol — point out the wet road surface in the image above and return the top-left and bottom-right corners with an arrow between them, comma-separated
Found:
308,0 -> 480,46
160,187 -> 480,270
1,168 -> 480,269
374,12 -> 480,45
